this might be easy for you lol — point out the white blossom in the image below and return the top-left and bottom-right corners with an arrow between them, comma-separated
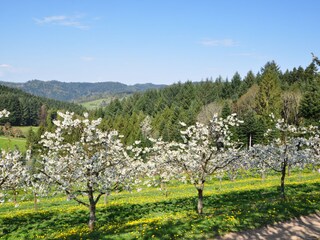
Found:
0,109 -> 10,118
37,111 -> 142,230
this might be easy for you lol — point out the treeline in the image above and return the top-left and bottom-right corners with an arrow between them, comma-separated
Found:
92,59 -> 320,147
0,80 -> 166,102
0,85 -> 85,126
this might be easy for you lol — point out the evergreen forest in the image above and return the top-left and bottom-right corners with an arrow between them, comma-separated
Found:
0,85 -> 84,126
91,59 -> 320,147
1,58 -> 319,152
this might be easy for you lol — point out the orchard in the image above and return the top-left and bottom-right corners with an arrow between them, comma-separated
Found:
0,109 -> 320,239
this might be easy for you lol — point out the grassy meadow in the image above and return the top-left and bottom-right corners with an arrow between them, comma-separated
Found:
0,136 -> 26,152
0,126 -> 38,152
80,98 -> 111,110
16,126 -> 39,138
0,171 -> 320,239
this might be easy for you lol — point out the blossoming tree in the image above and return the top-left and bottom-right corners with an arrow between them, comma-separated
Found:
175,114 -> 243,214
305,125 -> 320,167
0,110 -> 26,203
0,150 -> 25,202
142,137 -> 181,196
38,112 -> 140,230
250,117 -> 311,199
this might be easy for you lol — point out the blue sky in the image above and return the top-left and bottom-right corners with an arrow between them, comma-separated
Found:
0,0 -> 319,84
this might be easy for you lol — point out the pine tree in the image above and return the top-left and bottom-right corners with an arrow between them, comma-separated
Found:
26,127 -> 37,149
221,102 -> 232,119
300,78 -> 320,123
237,111 -> 265,148
238,71 -> 256,96
230,72 -> 242,99
255,62 -> 282,120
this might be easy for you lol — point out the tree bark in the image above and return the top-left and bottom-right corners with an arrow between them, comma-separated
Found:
161,182 -> 168,197
34,192 -> 38,211
104,193 -> 108,206
197,188 -> 204,214
280,161 -> 287,199
88,190 -> 96,231
14,189 -> 17,204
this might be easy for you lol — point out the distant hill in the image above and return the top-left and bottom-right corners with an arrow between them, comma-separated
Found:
0,84 -> 84,126
0,80 -> 167,102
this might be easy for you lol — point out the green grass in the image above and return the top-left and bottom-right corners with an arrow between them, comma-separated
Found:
0,136 -> 26,152
79,94 -> 130,110
80,98 -> 113,110
0,126 -> 38,152
15,126 -> 39,137
0,172 -> 320,239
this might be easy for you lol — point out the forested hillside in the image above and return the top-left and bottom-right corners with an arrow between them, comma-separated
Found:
0,80 -> 166,102
0,85 -> 84,126
92,59 -> 320,147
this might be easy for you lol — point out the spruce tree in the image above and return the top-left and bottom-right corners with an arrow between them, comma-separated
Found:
255,62 -> 282,120
221,102 -> 232,119
300,78 -> 320,123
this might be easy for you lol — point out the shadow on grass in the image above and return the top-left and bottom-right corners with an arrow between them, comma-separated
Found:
1,183 -> 320,239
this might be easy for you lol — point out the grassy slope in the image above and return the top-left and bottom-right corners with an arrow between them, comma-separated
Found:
80,98 -> 111,110
0,172 -> 320,239
79,93 -> 130,110
0,136 -> 26,152
15,126 -> 39,137
0,126 -> 39,152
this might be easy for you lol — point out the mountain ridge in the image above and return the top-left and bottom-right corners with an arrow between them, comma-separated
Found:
0,79 -> 167,102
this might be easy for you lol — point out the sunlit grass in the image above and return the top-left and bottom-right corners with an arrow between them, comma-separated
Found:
15,126 -> 39,137
1,171 -> 320,239
0,136 -> 26,152
80,97 -> 115,110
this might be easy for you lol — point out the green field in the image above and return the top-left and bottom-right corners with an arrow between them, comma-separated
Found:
80,98 -> 112,110
0,126 -> 39,152
1,172 -> 319,239
15,126 -> 39,137
0,136 -> 26,152
79,94 -> 130,110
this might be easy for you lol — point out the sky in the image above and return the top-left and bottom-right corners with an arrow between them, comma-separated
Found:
0,0 -> 320,85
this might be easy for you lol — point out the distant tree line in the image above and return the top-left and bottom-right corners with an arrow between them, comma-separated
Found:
0,80 -> 166,102
91,59 -> 320,147
0,85 -> 84,126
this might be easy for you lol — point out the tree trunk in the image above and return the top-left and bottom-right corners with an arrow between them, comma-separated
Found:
197,188 -> 204,214
14,189 -> 17,204
88,190 -> 96,231
89,203 -> 96,231
248,133 -> 252,150
104,193 -> 108,206
161,182 -> 168,197
280,161 -> 287,199
34,192 -> 38,211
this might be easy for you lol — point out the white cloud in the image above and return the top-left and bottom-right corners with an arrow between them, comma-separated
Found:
0,64 -> 12,68
34,14 -> 89,30
199,39 -> 238,47
81,56 -> 95,62
36,15 -> 67,23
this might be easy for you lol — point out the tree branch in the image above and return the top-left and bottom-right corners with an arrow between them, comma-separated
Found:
0,175 -> 8,188
39,169 -> 89,207
94,192 -> 104,204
